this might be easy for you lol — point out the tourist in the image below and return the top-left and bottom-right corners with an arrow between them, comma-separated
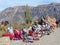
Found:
7,24 -> 14,35
13,28 -> 20,40
32,25 -> 36,32
37,24 -> 42,30
28,29 -> 33,36
3,24 -> 14,40
19,29 -> 23,39
41,23 -> 46,30
22,27 -> 28,42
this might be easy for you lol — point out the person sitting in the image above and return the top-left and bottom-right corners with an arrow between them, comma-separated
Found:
41,23 -> 46,30
22,27 -> 28,42
45,23 -> 50,29
28,29 -> 33,36
19,29 -> 23,39
3,24 -> 14,40
32,25 -> 36,32
7,24 -> 14,35
13,28 -> 20,40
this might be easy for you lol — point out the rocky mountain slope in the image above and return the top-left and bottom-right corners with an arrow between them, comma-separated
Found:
0,3 -> 60,23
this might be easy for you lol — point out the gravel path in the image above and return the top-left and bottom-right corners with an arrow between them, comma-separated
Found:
11,28 -> 60,45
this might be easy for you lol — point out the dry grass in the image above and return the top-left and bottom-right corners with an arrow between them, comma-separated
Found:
0,31 -> 6,37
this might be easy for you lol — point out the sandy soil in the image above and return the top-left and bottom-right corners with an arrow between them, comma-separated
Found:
11,28 -> 60,45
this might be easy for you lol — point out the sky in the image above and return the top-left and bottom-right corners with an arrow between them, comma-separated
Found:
0,0 -> 60,11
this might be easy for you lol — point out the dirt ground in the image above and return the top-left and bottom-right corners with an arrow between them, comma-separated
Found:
10,28 -> 60,45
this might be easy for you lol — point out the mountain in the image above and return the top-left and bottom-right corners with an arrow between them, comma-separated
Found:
0,3 -> 60,24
